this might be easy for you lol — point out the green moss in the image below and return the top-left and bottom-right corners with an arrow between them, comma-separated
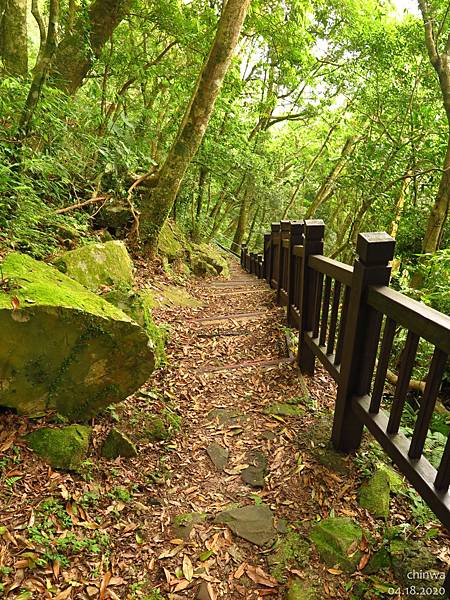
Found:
27,425 -> 91,471
158,222 -> 184,261
145,416 -> 170,441
0,252 -> 131,320
287,579 -> 319,600
359,469 -> 391,518
101,428 -> 137,459
53,241 -> 134,291
268,530 -> 310,582
264,403 -> 305,417
310,517 -> 362,573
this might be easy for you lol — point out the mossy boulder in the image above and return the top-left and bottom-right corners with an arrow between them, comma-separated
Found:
145,416 -> 170,441
27,425 -> 91,471
0,253 -> 154,419
376,462 -> 404,493
102,287 -> 167,368
390,538 -> 442,588
54,241 -> 134,291
268,529 -> 310,582
101,428 -> 137,459
189,242 -> 229,278
359,469 -> 391,517
287,579 -> 319,600
158,221 -> 185,262
264,403 -> 305,417
310,517 -> 362,573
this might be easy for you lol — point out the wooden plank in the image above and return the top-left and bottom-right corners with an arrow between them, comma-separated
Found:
368,286 -> 450,353
319,275 -> 332,346
308,255 -> 353,286
387,330 -> 419,434
327,280 -> 341,355
409,348 -> 448,459
334,285 -> 350,366
353,394 -> 450,528
369,316 -> 396,413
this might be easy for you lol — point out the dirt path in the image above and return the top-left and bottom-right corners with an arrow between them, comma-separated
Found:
0,259 -> 448,600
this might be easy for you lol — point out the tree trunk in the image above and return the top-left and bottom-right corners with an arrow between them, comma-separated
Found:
52,0 -> 128,95
305,135 -> 359,218
19,0 -> 59,134
232,182 -> 253,251
0,0 -> 27,76
418,1 -> 450,252
139,0 -> 252,252
390,170 -> 412,239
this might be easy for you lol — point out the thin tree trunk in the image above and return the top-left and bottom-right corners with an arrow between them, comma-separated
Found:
305,135 -> 360,218
19,0 -> 59,134
139,0 -> 252,252
0,0 -> 27,76
232,183 -> 253,251
245,205 -> 259,246
390,170 -> 412,239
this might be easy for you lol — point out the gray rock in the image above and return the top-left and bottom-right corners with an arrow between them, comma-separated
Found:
208,408 -> 248,427
206,442 -> 229,471
172,512 -> 207,541
101,428 -> 137,459
241,450 -> 267,488
214,504 -> 276,546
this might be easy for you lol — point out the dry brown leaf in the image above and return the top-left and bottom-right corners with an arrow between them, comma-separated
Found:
233,563 -> 247,579
245,565 -> 277,588
182,554 -> 194,581
53,587 -> 73,600
327,568 -> 342,575
99,571 -> 111,600
358,553 -> 370,570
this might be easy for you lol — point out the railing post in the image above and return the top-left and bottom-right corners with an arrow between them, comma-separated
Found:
263,234 -> 270,282
277,220 -> 291,303
332,232 -> 395,452
298,220 -> 325,374
269,223 -> 280,289
287,221 -> 304,327
257,254 -> 263,278
241,244 -> 247,268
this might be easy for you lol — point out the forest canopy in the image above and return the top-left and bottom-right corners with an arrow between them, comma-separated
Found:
0,0 -> 448,311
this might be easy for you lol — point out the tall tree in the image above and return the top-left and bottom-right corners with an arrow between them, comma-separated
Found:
418,0 -> 450,253
0,0 -> 27,76
139,0 -> 252,252
53,0 -> 128,95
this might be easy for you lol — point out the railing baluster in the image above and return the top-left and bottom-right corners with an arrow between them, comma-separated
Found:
319,275 -> 332,347
435,435 -> 450,491
327,280 -> 341,355
369,316 -> 396,413
313,272 -> 324,339
408,348 -> 448,459
387,330 -> 420,435
334,285 -> 350,366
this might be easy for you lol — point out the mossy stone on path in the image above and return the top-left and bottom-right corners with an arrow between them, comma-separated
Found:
54,240 -> 134,291
268,529 -> 310,582
214,504 -> 276,546
241,450 -> 267,488
208,408 -> 248,427
287,578 -> 319,600
172,512 -> 207,540
0,253 -> 154,420
145,416 -> 170,441
301,414 -> 349,475
390,538 -> 442,588
206,442 -> 229,471
359,469 -> 391,518
310,517 -> 362,573
27,425 -> 91,471
101,428 -> 137,459
264,403 -> 305,417
363,547 -> 391,574
376,462 -> 404,493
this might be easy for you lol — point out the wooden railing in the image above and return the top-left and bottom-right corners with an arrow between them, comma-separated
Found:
241,220 -> 450,593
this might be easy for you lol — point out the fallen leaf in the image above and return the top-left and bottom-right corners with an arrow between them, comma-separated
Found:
99,571 -> 111,600
327,568 -> 343,575
182,554 -> 194,581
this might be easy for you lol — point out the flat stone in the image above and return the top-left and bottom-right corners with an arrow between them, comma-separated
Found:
310,517 -> 362,573
101,428 -> 137,459
241,450 -> 267,488
208,408 -> 248,427
264,403 -> 304,417
206,442 -> 229,471
172,512 -> 207,541
214,504 -> 276,546
359,469 -> 390,518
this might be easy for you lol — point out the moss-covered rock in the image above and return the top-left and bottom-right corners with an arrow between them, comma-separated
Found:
54,241 -> 134,291
390,538 -> 442,588
101,428 -> 137,458
264,403 -> 305,417
173,512 -> 207,540
268,529 -> 310,582
145,416 -> 170,441
158,221 -> 185,262
363,547 -> 391,574
287,578 -> 319,600
310,517 -> 362,573
0,253 -> 154,419
103,287 -> 168,368
188,242 -> 229,278
359,469 -> 391,518
376,462 -> 404,494
27,425 -> 91,470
